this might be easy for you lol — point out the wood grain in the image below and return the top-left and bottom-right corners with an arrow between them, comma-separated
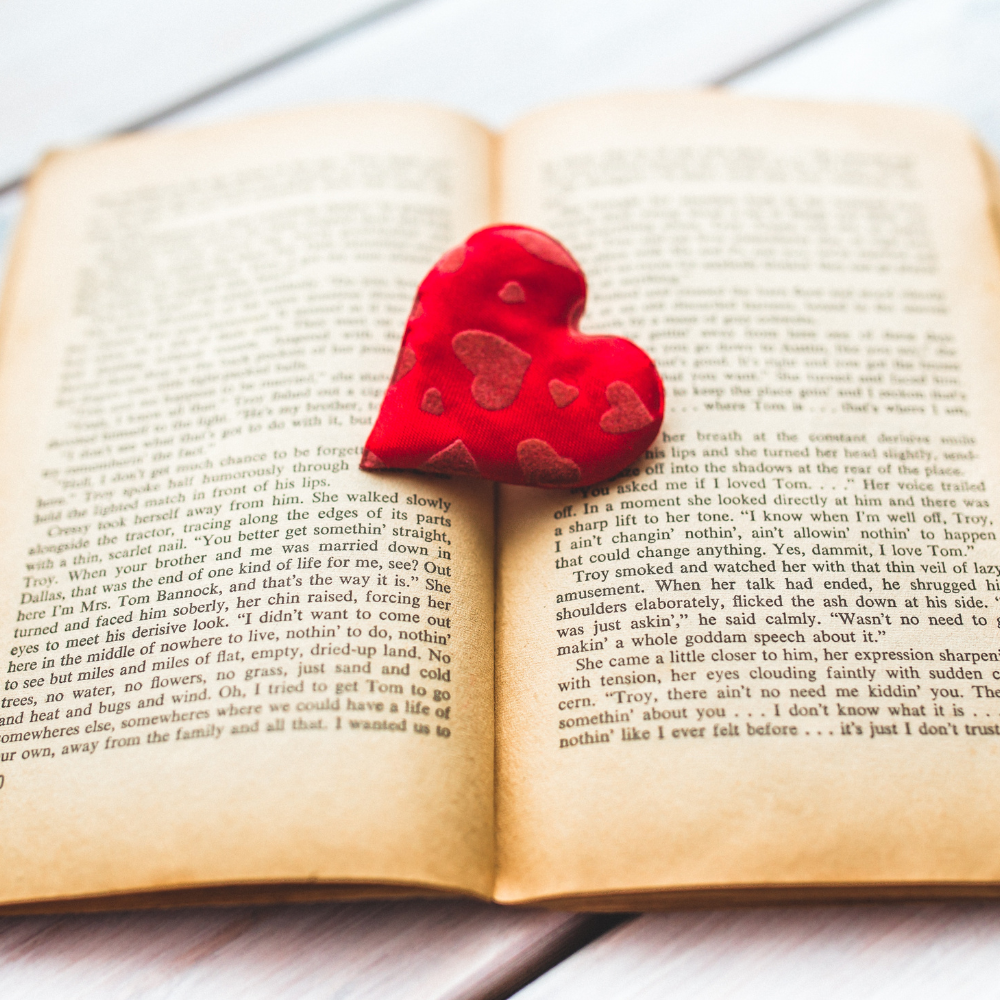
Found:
734,0 -> 1000,151
0,0 -> 411,188
164,0 -> 872,130
0,191 -> 24,283
0,901 -> 609,1000
512,903 -> 1000,998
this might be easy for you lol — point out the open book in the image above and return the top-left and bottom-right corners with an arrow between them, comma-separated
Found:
3,92 -> 1000,913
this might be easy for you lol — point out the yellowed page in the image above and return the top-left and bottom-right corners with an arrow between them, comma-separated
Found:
495,92 -> 1000,904
0,105 -> 496,908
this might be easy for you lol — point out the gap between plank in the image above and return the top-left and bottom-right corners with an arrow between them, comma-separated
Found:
0,0 -> 430,197
710,0 -> 898,84
0,0 -> 899,198
485,913 -> 635,1000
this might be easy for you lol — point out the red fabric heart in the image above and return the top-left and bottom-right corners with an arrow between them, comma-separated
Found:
361,225 -> 664,488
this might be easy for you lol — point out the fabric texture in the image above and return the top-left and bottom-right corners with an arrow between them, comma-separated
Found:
361,225 -> 664,488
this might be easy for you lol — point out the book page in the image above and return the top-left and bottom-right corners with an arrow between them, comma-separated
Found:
495,92 -> 1000,904
0,105 -> 497,909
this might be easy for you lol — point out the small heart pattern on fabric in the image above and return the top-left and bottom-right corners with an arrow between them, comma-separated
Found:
548,379 -> 580,408
452,330 -> 532,410
600,381 -> 655,433
517,439 -> 581,486
361,225 -> 664,488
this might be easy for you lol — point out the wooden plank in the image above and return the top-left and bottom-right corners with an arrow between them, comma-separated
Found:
164,0 -> 873,131
0,0 -> 413,188
0,901 -> 609,1000
733,0 -> 1000,152
512,903 -> 1000,999
0,0 -> 882,261
0,191 -> 24,284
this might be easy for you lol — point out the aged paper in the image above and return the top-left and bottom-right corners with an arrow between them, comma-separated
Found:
0,105 -> 497,906
495,93 -> 1000,903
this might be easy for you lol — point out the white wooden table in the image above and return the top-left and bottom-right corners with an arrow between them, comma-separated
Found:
2,1 -> 1000,995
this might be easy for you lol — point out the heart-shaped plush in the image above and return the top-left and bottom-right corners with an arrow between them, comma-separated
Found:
361,225 -> 664,488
